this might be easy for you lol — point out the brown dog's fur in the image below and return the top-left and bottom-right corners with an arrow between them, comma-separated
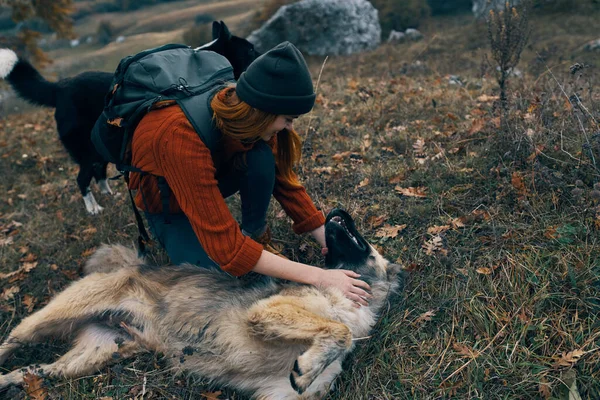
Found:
0,211 -> 403,399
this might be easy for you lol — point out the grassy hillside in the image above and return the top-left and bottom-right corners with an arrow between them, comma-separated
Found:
1,5 -> 600,400
47,0 -> 257,76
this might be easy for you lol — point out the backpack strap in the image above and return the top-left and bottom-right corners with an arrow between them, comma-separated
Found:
121,170 -> 151,257
157,176 -> 171,225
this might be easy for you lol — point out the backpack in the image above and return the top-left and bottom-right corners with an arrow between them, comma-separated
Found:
91,44 -> 235,254
92,43 -> 235,170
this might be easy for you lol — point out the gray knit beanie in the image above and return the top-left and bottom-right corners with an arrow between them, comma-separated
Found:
236,41 -> 316,115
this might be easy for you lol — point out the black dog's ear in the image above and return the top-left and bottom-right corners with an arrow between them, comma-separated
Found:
220,21 -> 232,39
212,21 -> 221,40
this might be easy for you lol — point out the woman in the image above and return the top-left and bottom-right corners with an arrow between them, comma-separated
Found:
129,42 -> 371,306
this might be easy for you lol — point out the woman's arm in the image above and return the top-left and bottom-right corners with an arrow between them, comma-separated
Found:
309,224 -> 327,253
252,250 -> 371,307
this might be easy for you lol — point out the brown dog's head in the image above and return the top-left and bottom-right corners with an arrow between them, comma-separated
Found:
324,209 -> 403,284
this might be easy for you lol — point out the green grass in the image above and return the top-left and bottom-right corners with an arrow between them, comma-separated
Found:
1,6 -> 600,400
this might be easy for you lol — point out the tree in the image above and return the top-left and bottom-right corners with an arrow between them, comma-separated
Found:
1,0 -> 75,66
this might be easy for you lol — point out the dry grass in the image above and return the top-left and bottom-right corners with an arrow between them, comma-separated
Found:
1,7 -> 600,400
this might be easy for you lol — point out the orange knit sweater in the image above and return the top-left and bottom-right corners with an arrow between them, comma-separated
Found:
128,105 -> 325,277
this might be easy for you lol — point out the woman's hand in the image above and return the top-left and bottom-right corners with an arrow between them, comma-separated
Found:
252,251 -> 370,307
315,268 -> 372,307
310,225 -> 328,256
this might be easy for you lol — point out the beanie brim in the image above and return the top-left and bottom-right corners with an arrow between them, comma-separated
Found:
236,74 -> 316,116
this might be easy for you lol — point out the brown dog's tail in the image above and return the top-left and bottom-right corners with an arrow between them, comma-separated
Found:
83,244 -> 143,275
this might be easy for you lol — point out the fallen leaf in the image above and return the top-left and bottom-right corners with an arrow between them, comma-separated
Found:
511,171 -> 527,197
0,237 -> 13,246
375,224 -> 407,239
23,372 -> 47,400
23,294 -> 36,312
422,235 -> 447,256
332,151 -> 354,161
82,227 -> 97,236
1,285 -> 20,300
388,174 -> 405,184
412,138 -> 427,155
201,390 -> 222,400
468,118 -> 486,135
538,377 -> 551,399
395,186 -> 428,198
358,178 -> 370,188
476,267 -> 493,275
368,215 -> 387,229
453,342 -> 479,358
477,94 -> 499,103
81,247 -> 97,258
61,269 -> 80,281
21,253 -> 37,263
544,226 -> 558,239
450,216 -> 467,229
554,349 -> 585,368
414,310 -> 436,325
313,167 -> 333,175
427,225 -> 451,235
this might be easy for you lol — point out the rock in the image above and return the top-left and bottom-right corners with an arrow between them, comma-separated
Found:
448,75 -> 463,85
496,66 -> 522,78
115,35 -> 126,43
387,30 -> 405,43
472,0 -> 523,19
584,38 -> 600,51
405,28 -> 423,41
247,0 -> 381,56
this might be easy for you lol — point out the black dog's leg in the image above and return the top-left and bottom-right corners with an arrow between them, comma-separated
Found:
93,162 -> 112,195
77,162 -> 103,215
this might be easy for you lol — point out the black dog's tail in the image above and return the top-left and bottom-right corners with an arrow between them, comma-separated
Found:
0,48 -> 57,108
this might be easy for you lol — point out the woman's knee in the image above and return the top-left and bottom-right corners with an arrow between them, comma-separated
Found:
245,142 -> 275,186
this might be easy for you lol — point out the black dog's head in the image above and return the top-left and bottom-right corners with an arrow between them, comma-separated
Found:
325,209 -> 403,283
196,21 -> 260,79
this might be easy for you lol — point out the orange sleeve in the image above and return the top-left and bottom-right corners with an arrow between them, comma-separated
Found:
133,107 -> 263,276
272,170 -> 325,234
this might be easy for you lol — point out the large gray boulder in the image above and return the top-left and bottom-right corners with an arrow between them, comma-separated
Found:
247,0 -> 381,56
472,0 -> 523,19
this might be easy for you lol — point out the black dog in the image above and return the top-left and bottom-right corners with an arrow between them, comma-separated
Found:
0,21 -> 260,214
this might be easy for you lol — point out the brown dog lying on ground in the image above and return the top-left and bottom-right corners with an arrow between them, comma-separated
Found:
0,209 -> 404,399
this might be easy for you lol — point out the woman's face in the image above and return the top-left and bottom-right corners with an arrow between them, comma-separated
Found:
262,115 -> 298,141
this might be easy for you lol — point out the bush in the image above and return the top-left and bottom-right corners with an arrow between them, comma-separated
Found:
182,23 -> 212,48
370,0 -> 430,37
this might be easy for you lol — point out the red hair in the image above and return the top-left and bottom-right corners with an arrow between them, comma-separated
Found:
211,86 -> 302,186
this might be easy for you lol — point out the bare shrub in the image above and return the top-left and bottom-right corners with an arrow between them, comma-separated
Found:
487,1 -> 531,122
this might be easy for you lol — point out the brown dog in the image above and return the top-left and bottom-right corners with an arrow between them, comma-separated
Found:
0,209 -> 404,399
